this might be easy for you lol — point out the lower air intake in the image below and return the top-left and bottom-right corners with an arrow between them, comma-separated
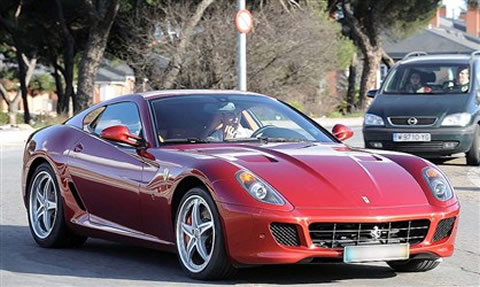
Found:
433,217 -> 455,242
270,223 -> 300,246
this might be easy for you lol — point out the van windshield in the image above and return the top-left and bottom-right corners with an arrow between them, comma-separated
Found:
383,64 -> 470,94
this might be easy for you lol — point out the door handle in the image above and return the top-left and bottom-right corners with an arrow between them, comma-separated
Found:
73,143 -> 84,153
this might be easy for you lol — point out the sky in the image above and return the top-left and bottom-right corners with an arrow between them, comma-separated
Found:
443,0 -> 466,18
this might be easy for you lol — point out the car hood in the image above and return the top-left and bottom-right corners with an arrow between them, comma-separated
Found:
186,143 -> 429,208
368,94 -> 470,117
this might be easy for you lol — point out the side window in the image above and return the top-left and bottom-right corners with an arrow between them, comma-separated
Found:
94,102 -> 142,136
83,106 -> 106,132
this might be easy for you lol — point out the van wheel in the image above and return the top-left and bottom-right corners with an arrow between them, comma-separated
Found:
466,124 -> 480,166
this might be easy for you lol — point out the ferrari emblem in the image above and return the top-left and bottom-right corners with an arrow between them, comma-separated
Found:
370,226 -> 381,240
362,196 -> 370,204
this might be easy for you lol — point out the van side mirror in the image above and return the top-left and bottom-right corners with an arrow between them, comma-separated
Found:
367,90 -> 378,98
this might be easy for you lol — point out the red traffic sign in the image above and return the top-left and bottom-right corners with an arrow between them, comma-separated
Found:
235,9 -> 253,34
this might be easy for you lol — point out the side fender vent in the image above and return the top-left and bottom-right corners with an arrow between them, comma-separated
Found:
68,182 -> 86,211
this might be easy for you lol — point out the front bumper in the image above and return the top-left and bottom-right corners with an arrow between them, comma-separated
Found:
218,202 -> 460,265
363,125 -> 475,157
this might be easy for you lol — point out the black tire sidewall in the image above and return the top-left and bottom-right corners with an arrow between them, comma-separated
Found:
175,187 -> 230,280
467,124 -> 480,165
27,163 -> 67,248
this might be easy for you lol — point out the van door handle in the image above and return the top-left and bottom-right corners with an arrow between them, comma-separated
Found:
73,143 -> 84,153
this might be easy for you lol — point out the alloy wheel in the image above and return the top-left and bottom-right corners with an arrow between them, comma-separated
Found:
29,171 -> 58,239
176,195 -> 215,273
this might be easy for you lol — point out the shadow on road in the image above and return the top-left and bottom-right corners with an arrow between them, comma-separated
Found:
0,225 -> 397,284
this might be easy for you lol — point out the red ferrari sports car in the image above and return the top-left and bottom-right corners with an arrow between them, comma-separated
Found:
22,90 -> 459,280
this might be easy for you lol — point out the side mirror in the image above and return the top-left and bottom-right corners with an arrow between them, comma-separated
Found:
100,125 -> 143,147
367,89 -> 378,98
476,90 -> 480,105
332,124 -> 354,141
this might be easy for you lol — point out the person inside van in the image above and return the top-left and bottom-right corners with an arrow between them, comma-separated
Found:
404,71 -> 432,93
453,67 -> 469,93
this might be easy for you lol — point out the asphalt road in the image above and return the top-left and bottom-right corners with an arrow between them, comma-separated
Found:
1,128 -> 479,287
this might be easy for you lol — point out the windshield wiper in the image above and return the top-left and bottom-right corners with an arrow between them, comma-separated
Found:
162,138 -> 210,144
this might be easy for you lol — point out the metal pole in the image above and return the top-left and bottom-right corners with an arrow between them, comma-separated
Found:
237,0 -> 247,91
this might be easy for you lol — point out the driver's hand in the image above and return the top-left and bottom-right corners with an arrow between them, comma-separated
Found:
224,125 -> 237,139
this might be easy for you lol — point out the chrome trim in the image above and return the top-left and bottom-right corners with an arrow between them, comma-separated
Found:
387,116 -> 438,127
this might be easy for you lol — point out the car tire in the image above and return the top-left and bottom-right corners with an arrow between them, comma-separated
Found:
175,187 -> 236,280
27,163 -> 87,248
387,258 -> 440,272
466,124 -> 480,166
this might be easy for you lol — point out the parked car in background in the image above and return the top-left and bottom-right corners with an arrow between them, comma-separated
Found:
363,52 -> 480,166
23,90 -> 459,280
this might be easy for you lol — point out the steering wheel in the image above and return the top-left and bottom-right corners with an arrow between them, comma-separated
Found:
442,80 -> 456,90
251,125 -> 276,138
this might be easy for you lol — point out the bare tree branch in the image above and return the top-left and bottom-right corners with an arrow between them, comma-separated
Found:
161,0 -> 216,88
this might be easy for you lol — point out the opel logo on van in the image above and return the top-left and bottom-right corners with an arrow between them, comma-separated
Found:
407,117 -> 418,125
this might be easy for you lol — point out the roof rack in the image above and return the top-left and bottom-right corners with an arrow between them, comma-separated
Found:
402,51 -> 428,60
470,50 -> 480,59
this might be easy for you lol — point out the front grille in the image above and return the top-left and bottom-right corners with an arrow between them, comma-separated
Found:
309,220 -> 430,249
381,141 -> 445,152
433,217 -> 456,242
389,117 -> 437,126
270,223 -> 300,246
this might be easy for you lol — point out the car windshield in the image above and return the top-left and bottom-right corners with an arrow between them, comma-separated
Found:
383,63 -> 470,94
150,94 -> 334,144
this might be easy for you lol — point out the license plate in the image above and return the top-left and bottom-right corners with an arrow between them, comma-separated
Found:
393,133 -> 431,142
343,244 -> 410,263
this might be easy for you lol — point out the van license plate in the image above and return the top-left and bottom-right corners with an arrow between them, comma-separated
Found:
393,133 -> 431,142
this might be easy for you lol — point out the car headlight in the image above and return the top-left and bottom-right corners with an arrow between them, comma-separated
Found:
364,113 -> 385,126
235,170 -> 285,205
441,113 -> 472,127
422,167 -> 453,201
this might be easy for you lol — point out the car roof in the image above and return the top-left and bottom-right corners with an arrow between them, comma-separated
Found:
400,54 -> 472,65
136,89 -> 270,101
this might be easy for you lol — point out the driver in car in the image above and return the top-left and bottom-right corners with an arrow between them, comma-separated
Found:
207,111 -> 253,141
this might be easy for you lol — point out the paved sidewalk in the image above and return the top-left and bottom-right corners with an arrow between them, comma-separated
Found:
0,125 -> 34,145
315,117 -> 363,128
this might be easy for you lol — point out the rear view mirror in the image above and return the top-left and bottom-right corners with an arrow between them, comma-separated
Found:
367,90 -> 378,98
332,124 -> 354,141
100,125 -> 143,147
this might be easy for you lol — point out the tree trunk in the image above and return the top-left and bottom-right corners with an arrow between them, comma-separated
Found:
346,53 -> 357,113
76,30 -> 112,111
7,92 -> 21,125
0,82 -> 20,125
359,49 -> 382,110
52,65 -> 65,114
76,0 -> 120,112
161,0 -> 216,89
55,0 -> 76,116
17,54 -> 37,124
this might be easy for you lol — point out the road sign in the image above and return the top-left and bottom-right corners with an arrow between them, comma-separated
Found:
235,9 -> 253,34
